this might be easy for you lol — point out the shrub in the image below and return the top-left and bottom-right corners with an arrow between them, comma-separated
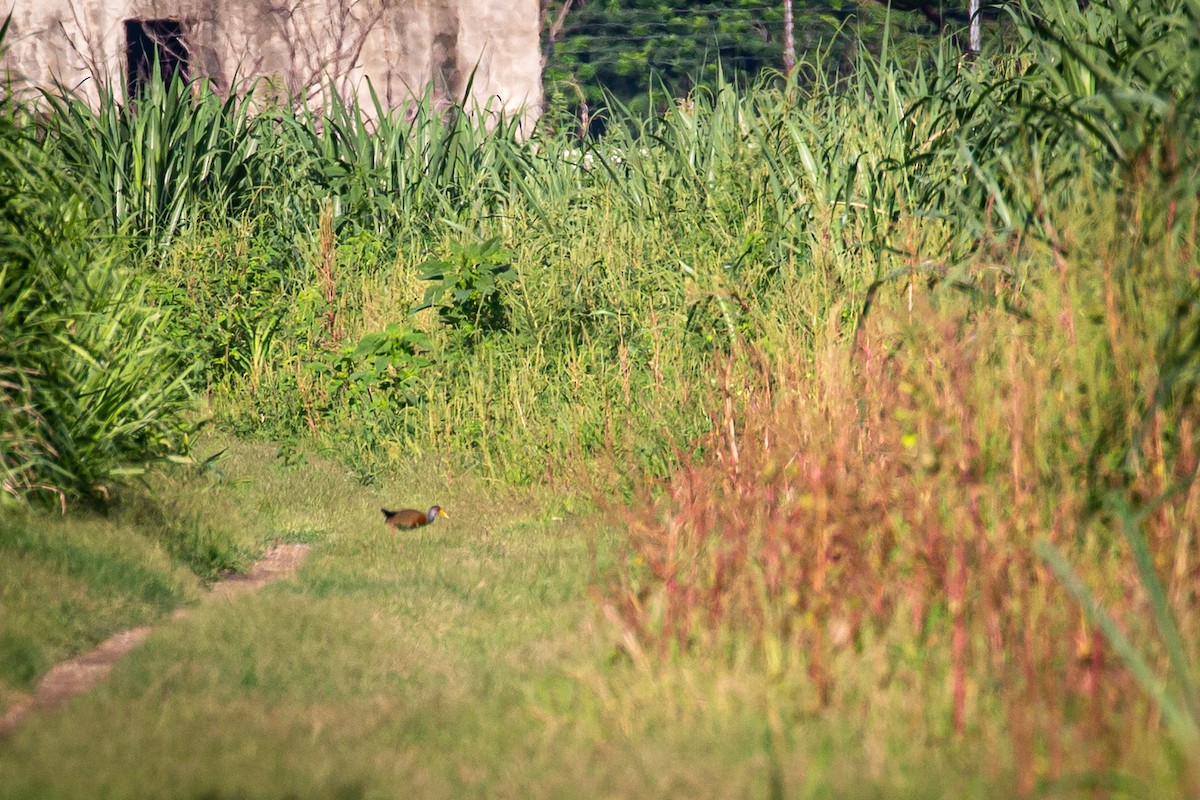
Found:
415,237 -> 517,342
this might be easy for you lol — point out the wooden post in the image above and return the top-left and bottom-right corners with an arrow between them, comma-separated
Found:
783,0 -> 796,75
968,0 -> 981,55
544,0 -> 574,63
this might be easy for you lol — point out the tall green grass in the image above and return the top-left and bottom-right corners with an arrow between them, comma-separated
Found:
124,54 -> 982,483
42,74 -> 261,242
0,102 -> 194,505
18,0 -> 1197,491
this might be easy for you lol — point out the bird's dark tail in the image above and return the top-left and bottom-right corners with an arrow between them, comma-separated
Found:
381,508 -> 395,519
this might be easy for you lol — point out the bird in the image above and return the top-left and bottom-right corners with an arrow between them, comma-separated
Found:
381,505 -> 448,530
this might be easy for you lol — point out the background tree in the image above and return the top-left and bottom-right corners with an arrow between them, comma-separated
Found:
542,0 -> 949,126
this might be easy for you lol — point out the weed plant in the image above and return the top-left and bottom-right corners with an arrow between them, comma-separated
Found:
609,197 -> 1200,792
602,0 -> 1200,792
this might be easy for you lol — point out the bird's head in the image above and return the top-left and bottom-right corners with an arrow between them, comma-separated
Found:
429,505 -> 448,521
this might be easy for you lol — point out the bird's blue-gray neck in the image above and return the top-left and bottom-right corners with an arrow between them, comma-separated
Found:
427,506 -> 441,522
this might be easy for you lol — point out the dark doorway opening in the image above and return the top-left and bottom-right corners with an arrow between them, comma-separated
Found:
125,19 -> 189,97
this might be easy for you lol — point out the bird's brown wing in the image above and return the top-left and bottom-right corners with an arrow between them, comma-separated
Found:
385,509 -> 426,529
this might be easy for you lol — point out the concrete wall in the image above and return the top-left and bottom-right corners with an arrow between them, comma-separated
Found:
1,0 -> 542,127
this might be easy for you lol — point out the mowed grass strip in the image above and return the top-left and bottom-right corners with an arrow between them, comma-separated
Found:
0,434 -> 294,713
0,517 -> 194,711
0,436 -> 617,799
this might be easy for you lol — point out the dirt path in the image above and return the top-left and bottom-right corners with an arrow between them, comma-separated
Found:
0,542 -> 310,738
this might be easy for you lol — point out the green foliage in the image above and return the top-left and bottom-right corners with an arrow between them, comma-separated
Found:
38,73 -> 536,247
316,325 -> 432,414
547,0 -> 786,109
41,71 -> 261,242
1016,0 -> 1200,188
0,102 -> 195,505
24,0 -> 1192,502
146,223 -> 296,387
415,238 -> 517,340
280,84 -> 536,236
899,0 -> 1200,251
544,0 -> 945,120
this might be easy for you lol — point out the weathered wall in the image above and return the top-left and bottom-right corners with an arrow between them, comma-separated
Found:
1,0 -> 542,127
454,0 -> 542,118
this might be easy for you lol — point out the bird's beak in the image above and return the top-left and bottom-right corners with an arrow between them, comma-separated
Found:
439,508 -> 449,518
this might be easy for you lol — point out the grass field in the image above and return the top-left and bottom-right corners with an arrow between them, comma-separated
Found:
0,437 -> 1048,800
3,0 -> 1200,795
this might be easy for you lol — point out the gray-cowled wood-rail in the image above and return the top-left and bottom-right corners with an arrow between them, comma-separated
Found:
381,506 -> 448,530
